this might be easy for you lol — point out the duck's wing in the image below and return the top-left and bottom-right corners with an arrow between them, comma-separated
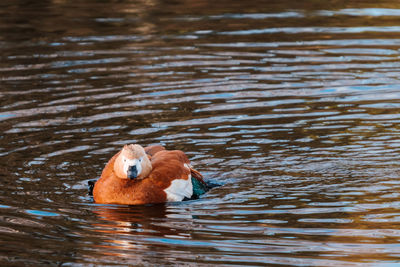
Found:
189,167 -> 209,198
150,150 -> 196,202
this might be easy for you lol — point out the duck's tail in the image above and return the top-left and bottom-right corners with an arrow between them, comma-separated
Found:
88,179 -> 97,196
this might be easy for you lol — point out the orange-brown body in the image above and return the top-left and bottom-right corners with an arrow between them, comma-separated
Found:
93,145 -> 204,205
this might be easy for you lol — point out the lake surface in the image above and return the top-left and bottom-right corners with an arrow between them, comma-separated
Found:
2,0 -> 400,265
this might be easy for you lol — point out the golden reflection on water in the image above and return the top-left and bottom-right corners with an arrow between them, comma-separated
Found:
91,205 -> 168,259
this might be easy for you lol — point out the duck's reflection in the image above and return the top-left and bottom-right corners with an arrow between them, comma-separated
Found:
93,204 -> 170,233
91,203 -> 188,258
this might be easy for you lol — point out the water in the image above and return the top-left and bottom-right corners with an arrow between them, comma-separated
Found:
2,0 -> 400,265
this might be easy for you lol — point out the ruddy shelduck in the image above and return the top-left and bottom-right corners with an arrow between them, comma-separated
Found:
92,144 -> 208,205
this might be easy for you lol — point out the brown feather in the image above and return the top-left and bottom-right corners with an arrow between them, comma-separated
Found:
145,145 -> 165,157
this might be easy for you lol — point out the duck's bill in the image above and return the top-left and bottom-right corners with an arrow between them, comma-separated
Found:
127,165 -> 137,179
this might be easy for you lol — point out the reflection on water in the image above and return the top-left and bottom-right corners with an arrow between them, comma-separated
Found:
2,0 -> 400,265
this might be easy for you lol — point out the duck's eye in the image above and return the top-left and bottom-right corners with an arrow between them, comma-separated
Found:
139,157 -> 142,162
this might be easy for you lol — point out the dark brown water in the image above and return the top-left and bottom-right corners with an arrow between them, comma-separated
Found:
2,0 -> 400,265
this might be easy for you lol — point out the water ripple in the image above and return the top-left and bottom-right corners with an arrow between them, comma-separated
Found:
1,1 -> 400,266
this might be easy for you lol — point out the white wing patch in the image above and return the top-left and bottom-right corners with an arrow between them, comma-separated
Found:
184,163 -> 190,170
164,174 -> 193,202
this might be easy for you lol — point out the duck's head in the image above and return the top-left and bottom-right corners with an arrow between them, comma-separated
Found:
114,144 -> 152,180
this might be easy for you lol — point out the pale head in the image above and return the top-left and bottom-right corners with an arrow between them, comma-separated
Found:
114,144 -> 152,180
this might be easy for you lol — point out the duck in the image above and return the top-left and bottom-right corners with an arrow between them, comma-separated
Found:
92,144 -> 209,205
